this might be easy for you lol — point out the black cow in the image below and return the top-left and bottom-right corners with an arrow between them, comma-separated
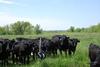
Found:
32,37 -> 56,59
40,38 -> 54,56
58,35 -> 69,55
33,37 -> 47,60
16,38 -> 39,61
0,39 -> 10,65
51,35 -> 62,55
51,35 -> 69,56
6,39 -> 16,59
68,38 -> 80,55
12,40 -> 32,64
89,43 -> 100,67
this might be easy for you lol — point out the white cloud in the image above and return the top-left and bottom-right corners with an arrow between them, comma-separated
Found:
0,0 -> 13,4
0,0 -> 28,7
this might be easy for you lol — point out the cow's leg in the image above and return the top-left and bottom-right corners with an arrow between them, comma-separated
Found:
73,50 -> 75,55
23,56 -> 26,64
19,55 -> 22,64
64,49 -> 67,56
51,49 -> 54,56
16,54 -> 19,64
55,49 -> 57,55
12,53 -> 15,64
59,49 -> 62,55
53,49 -> 57,56
1,59 -> 3,65
27,55 -> 29,64
68,49 -> 72,56
33,52 -> 35,60
72,48 -> 76,55
5,57 -> 8,65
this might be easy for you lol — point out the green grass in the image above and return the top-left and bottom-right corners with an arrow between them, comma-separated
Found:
0,32 -> 100,67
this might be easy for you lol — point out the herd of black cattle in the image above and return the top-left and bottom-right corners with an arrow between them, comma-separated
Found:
0,34 -> 100,67
0,35 -> 80,65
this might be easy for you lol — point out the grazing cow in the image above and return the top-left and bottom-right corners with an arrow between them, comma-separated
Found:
89,43 -> 100,67
68,38 -> 80,55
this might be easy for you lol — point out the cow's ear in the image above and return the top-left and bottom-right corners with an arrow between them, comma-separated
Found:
76,39 -> 80,42
67,36 -> 69,39
78,40 -> 80,42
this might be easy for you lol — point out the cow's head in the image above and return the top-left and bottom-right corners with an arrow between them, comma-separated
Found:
59,35 -> 69,45
72,38 -> 80,47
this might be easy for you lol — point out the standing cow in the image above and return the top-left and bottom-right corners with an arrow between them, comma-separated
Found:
0,39 -> 11,65
68,38 -> 80,55
12,40 -> 34,64
51,35 -> 69,56
89,43 -> 100,67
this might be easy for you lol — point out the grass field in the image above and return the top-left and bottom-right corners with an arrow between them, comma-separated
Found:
0,32 -> 100,67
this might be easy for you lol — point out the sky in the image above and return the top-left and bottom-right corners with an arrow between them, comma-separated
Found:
0,0 -> 100,30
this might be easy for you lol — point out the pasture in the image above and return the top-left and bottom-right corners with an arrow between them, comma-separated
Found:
0,32 -> 100,67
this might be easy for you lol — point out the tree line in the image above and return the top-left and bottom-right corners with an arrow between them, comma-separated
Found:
0,21 -> 42,35
0,21 -> 100,35
67,23 -> 100,32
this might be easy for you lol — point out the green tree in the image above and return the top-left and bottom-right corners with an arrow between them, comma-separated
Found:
34,24 -> 42,34
10,21 -> 34,35
0,26 -> 6,35
0,25 -> 11,35
4,25 -> 12,35
81,28 -> 85,32
68,26 -> 75,32
21,22 -> 34,35
96,23 -> 100,32
75,28 -> 81,32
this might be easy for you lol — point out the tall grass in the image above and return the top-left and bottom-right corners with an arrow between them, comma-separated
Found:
0,32 -> 100,67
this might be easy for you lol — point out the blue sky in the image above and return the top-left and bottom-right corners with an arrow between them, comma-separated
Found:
0,0 -> 100,30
